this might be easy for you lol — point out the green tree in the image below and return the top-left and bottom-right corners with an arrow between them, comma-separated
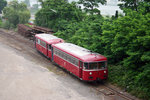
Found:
101,2 -> 150,99
55,14 -> 104,53
0,0 -> 7,13
3,0 -> 30,28
78,0 -> 106,15
118,0 -> 149,11
35,0 -> 84,31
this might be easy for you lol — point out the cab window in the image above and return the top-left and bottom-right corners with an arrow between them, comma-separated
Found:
89,63 -> 97,69
84,63 -> 88,69
98,62 -> 106,69
84,61 -> 106,70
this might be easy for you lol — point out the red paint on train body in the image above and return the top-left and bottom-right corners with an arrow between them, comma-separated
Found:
35,34 -> 108,81
52,43 -> 108,81
35,34 -> 64,59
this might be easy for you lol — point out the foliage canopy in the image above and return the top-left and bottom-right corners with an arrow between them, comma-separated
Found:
118,0 -> 150,11
3,0 -> 30,29
78,0 -> 106,15
0,0 -> 7,13
35,0 -> 84,31
101,2 -> 150,99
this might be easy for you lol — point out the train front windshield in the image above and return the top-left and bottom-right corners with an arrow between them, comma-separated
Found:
84,61 -> 107,70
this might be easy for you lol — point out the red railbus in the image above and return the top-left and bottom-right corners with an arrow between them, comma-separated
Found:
35,34 -> 64,59
52,43 -> 108,81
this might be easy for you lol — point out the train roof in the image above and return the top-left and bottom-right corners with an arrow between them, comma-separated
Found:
53,43 -> 107,62
35,34 -> 64,44
35,34 -> 60,41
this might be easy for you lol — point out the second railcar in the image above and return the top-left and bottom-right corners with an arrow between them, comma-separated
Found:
35,34 -> 64,59
52,43 -> 108,81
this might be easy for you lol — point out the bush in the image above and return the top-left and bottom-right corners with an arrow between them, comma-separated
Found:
0,19 -> 2,27
109,64 -> 150,99
102,3 -> 150,99
2,1 -> 30,28
2,20 -> 15,29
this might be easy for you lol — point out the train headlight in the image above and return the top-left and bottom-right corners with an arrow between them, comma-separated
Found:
89,72 -> 92,75
104,71 -> 106,73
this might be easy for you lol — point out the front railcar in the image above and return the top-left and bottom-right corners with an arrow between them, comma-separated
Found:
82,61 -> 108,81
52,43 -> 108,82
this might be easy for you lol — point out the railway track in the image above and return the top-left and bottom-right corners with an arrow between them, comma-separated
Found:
93,83 -> 136,100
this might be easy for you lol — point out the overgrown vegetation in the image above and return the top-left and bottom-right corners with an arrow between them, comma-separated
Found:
36,0 -> 150,99
118,0 -> 150,11
78,0 -> 106,15
0,0 -> 7,14
0,19 -> 2,28
2,0 -> 30,29
35,0 -> 84,31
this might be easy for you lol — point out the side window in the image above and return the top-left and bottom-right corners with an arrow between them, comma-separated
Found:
72,58 -> 75,65
68,55 -> 70,62
54,48 -> 79,66
43,42 -> 46,48
66,54 -> 69,61
75,59 -> 79,66
40,40 -> 43,46
58,50 -> 60,56
59,50 -> 62,57
70,56 -> 73,64
38,39 -> 40,44
54,48 -> 57,55
55,48 -> 57,55
64,53 -> 67,60
40,41 -> 46,48
61,52 -> 64,58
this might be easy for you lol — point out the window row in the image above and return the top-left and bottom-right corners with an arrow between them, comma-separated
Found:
54,48 -> 79,66
36,38 -> 46,48
84,62 -> 106,70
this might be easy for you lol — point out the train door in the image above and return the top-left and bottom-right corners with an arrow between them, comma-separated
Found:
37,38 -> 41,50
46,43 -> 49,57
79,61 -> 83,79
35,38 -> 36,48
51,47 -> 54,61
48,44 -> 52,59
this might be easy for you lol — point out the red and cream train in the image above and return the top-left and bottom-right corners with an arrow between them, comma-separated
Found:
35,34 -> 108,81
